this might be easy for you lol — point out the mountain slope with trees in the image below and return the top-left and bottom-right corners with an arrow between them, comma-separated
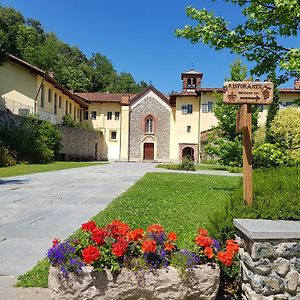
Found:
0,5 -> 147,93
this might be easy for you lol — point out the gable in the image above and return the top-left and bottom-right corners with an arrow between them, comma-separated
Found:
130,90 -> 171,112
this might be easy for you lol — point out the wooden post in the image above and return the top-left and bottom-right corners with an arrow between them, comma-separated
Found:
242,104 -> 253,205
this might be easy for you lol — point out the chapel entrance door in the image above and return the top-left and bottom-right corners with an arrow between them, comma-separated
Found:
143,143 -> 154,160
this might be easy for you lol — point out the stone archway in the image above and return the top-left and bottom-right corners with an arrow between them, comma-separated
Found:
182,147 -> 194,161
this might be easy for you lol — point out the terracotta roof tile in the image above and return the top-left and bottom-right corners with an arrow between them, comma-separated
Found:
76,92 -> 136,105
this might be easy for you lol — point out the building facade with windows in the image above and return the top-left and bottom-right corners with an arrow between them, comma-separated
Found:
1,55 -> 299,162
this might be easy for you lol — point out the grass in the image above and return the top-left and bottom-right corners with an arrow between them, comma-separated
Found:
0,161 -> 104,178
16,172 -> 240,288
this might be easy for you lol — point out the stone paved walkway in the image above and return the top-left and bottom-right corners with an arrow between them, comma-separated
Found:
0,162 -> 240,299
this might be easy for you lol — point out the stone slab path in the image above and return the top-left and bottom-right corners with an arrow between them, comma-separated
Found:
0,162 -> 240,299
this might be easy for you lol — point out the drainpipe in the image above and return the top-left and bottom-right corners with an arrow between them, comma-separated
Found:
197,93 -> 201,163
119,107 -> 122,161
34,75 -> 46,114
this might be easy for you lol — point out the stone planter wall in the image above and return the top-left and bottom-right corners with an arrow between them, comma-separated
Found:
234,219 -> 300,299
48,264 -> 220,300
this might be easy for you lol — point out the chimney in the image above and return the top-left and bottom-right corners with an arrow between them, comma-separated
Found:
121,95 -> 130,105
294,78 -> 300,90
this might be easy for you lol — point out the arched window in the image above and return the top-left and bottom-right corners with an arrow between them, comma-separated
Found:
146,116 -> 153,133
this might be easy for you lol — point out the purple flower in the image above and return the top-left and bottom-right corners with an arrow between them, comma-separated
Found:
212,238 -> 221,251
179,249 -> 201,268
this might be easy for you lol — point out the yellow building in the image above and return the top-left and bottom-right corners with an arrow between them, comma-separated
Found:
1,55 -> 299,162
0,55 -> 88,123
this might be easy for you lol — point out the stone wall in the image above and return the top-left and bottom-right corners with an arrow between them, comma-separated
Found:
234,219 -> 300,299
129,96 -> 170,161
57,125 -> 102,161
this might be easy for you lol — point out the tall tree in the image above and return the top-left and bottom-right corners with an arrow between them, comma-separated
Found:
176,1 -> 300,82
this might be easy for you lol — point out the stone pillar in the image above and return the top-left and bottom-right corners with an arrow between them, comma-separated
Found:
234,219 -> 300,299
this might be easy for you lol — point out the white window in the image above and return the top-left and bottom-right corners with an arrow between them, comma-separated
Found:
58,96 -> 62,108
48,88 -> 52,102
115,112 -> 120,120
107,112 -> 112,120
91,111 -> 97,120
110,131 -> 117,140
202,102 -> 213,113
187,125 -> 191,133
182,104 -> 193,114
40,84 -> 45,108
146,117 -> 153,133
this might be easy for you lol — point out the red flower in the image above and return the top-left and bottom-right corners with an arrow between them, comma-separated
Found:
142,239 -> 157,253
167,231 -> 177,242
92,227 -> 107,246
82,245 -> 100,264
127,228 -> 145,241
164,242 -> 175,251
195,235 -> 213,248
226,240 -> 239,255
204,247 -> 214,259
112,238 -> 128,257
106,220 -> 130,238
82,220 -> 97,232
52,239 -> 60,247
147,224 -> 164,234
197,228 -> 209,236
217,251 -> 233,267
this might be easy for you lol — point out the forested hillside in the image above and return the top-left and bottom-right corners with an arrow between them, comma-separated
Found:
0,5 -> 147,93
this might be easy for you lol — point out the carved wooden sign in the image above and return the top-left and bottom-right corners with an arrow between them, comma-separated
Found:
223,81 -> 274,104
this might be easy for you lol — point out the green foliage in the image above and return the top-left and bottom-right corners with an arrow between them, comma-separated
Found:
253,143 -> 292,168
0,115 -> 61,163
61,114 -> 94,130
16,259 -> 50,288
176,1 -> 300,81
270,107 -> 300,158
0,5 -> 146,93
207,167 -> 300,243
0,143 -> 16,167
179,156 -> 195,171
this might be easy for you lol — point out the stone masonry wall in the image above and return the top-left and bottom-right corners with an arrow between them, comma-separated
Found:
234,219 -> 300,300
57,125 -> 102,161
129,97 -> 170,160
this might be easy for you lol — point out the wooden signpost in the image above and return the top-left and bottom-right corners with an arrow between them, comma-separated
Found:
223,81 -> 274,205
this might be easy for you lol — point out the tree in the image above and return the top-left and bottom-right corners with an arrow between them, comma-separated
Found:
176,1 -> 300,82
270,107 -> 300,158
203,60 -> 258,166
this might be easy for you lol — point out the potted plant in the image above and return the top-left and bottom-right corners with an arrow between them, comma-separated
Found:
47,220 -> 239,300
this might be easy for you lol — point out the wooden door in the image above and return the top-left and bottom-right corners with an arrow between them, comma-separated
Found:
143,143 -> 154,160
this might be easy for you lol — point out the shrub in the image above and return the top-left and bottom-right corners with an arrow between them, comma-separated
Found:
207,167 -> 300,243
61,114 -> 93,130
252,143 -> 292,168
180,156 -> 195,171
0,143 -> 16,167
0,115 -> 61,163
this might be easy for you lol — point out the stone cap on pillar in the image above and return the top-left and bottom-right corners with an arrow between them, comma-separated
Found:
234,219 -> 300,241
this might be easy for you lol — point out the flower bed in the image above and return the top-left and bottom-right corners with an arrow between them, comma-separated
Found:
47,220 -> 239,300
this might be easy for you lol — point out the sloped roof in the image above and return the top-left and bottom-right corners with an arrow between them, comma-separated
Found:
76,92 -> 136,105
7,54 -> 88,109
129,85 -> 170,106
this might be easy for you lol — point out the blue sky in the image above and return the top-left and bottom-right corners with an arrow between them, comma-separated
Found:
1,0 -> 299,93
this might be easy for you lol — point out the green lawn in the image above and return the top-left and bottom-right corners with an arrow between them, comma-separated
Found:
17,172 -> 240,288
0,161 -> 104,178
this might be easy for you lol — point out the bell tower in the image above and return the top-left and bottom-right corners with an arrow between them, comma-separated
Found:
181,68 -> 203,92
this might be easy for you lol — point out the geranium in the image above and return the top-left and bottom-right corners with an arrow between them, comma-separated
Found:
167,231 -> 177,242
217,251 -> 233,267
106,220 -> 131,238
52,239 -> 60,247
195,235 -> 213,248
226,240 -> 239,255
82,245 -> 100,264
204,247 -> 214,259
197,228 -> 208,236
91,227 -> 107,246
112,237 -> 129,257
127,228 -> 144,241
82,220 -> 97,232
147,224 -> 164,234
142,239 -> 157,253
165,242 -> 175,251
